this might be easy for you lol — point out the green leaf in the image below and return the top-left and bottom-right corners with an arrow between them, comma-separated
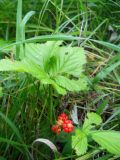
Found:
0,137 -> 28,154
0,35 -> 84,53
83,112 -> 102,133
91,131 -> 120,155
0,41 -> 86,95
25,42 -> 86,77
0,59 -> 48,80
51,82 -> 66,95
96,99 -> 109,115
25,42 -> 87,93
72,129 -> 88,156
93,61 -> 120,83
25,34 -> 83,43
54,76 -> 87,92
57,46 -> 86,77
0,58 -> 66,95
25,41 -> 62,71
92,39 -> 120,52
21,11 -> 35,42
0,111 -> 22,141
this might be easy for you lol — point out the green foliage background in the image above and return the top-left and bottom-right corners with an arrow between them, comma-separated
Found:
0,0 -> 120,160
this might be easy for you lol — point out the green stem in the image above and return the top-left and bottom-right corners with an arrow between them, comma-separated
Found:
36,96 -> 47,137
49,85 -> 53,123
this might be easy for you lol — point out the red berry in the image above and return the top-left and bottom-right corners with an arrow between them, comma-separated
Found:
58,113 -> 68,121
64,120 -> 73,125
63,127 -> 69,133
56,127 -> 61,134
51,113 -> 74,134
62,119 -> 74,133
51,125 -> 57,132
56,119 -> 64,126
51,125 -> 61,134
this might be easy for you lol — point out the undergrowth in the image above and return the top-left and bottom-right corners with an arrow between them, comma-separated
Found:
0,0 -> 120,160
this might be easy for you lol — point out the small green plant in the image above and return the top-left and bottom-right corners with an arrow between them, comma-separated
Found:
0,41 -> 87,122
72,112 -> 120,156
0,41 -> 87,94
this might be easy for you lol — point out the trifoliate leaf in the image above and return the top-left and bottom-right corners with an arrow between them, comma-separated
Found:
25,41 -> 86,77
0,41 -> 87,95
25,42 -> 87,93
72,129 -> 88,156
91,131 -> 120,155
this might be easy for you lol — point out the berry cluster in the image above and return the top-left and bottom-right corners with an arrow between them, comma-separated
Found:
51,113 -> 74,134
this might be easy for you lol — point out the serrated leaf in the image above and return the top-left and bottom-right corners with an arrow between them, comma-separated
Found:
25,42 -> 87,93
87,112 -> 102,125
0,59 -> 66,95
0,58 -> 49,80
58,47 -> 86,77
25,42 -> 86,77
0,41 -> 87,95
91,131 -> 120,155
25,41 -> 63,71
72,129 -> 88,156
83,112 -> 102,133
54,76 -> 87,92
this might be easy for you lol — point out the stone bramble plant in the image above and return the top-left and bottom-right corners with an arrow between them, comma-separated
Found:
72,112 -> 120,156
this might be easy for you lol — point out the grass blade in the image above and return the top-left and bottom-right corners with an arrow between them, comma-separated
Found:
16,0 -> 22,60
